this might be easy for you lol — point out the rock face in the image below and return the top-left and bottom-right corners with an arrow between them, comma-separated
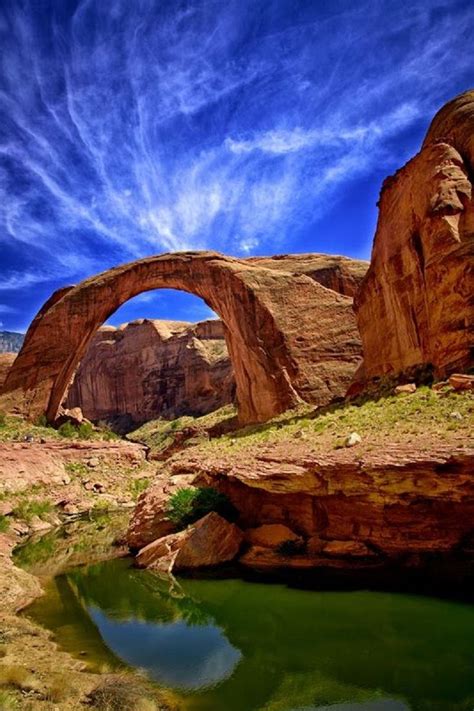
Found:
128,440 -> 474,566
65,319 -> 234,428
2,252 -> 365,425
355,89 -> 474,382
136,512 -> 243,572
0,353 -> 16,389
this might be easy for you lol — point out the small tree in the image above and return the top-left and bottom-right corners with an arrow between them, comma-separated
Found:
166,486 -> 237,529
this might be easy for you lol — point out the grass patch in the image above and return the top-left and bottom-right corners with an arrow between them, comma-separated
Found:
64,461 -> 90,478
0,665 -> 38,692
129,478 -> 150,500
87,673 -> 158,711
12,498 -> 53,522
0,690 -> 18,709
166,486 -> 237,529
0,515 -> 10,534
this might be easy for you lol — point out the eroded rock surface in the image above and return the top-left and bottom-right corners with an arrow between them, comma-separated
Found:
65,319 -> 234,429
128,440 -> 474,566
2,252 -> 364,425
355,89 -> 474,382
0,352 -> 15,389
136,512 -> 243,571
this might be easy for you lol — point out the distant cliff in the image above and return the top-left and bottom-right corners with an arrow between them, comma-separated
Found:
66,319 -> 235,430
0,331 -> 24,353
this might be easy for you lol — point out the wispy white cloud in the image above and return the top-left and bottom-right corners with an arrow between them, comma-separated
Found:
0,0 -> 473,290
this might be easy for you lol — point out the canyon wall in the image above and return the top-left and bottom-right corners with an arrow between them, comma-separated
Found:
0,353 -> 16,390
65,319 -> 234,428
355,89 -> 474,382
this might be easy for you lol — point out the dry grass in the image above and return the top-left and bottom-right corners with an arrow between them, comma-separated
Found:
86,673 -> 159,711
0,664 -> 39,692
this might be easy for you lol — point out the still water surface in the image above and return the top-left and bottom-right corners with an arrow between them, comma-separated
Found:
19,551 -> 474,711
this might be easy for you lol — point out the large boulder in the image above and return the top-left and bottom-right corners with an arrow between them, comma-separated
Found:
354,89 -> 474,383
136,512 -> 243,571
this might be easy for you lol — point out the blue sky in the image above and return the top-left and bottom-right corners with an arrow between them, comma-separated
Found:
0,0 -> 473,332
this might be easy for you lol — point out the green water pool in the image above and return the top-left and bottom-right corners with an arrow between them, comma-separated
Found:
22,553 -> 474,711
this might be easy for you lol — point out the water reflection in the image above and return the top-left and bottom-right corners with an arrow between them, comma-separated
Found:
24,556 -> 474,711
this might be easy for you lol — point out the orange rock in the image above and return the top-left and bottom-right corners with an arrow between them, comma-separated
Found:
136,512 -> 243,571
449,374 -> 474,391
0,353 -> 15,389
394,383 -> 417,395
65,319 -> 234,427
245,523 -> 302,548
355,90 -> 474,384
322,540 -> 373,557
1,252 -> 364,425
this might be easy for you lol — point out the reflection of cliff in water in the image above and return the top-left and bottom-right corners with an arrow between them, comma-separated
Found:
24,555 -> 474,711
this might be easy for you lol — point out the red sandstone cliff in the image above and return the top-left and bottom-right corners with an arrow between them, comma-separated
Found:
0,353 -> 16,390
65,319 -> 234,428
354,89 -> 474,382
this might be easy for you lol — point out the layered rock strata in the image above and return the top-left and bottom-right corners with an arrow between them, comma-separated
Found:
65,319 -> 234,428
355,89 -> 474,382
128,441 -> 474,569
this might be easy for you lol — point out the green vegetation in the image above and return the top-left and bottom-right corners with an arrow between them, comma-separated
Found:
129,477 -> 150,500
12,498 -> 53,522
202,386 -> 474,453
58,421 -> 78,438
166,486 -> 237,529
0,515 -> 10,533
0,411 -> 6,428
127,405 -> 237,458
0,690 -> 18,709
65,461 -> 90,478
0,411 -> 121,443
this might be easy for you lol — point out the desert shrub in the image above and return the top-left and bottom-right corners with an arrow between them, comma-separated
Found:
57,421 -> 77,438
166,486 -> 237,529
78,421 -> 94,439
277,539 -> 307,557
87,674 -> 157,711
0,412 -> 6,428
45,673 -> 76,702
0,515 -> 10,534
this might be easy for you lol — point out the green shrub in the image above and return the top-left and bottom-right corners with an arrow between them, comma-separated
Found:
34,413 -> 48,427
166,486 -> 237,529
58,421 -> 77,438
0,515 -> 10,534
0,412 -> 6,428
277,539 -> 307,557
78,421 -> 94,439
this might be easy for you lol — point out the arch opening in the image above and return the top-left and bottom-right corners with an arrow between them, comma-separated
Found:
62,289 -> 236,433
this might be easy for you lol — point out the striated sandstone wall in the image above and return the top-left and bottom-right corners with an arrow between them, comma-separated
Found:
355,89 -> 474,382
65,319 -> 234,427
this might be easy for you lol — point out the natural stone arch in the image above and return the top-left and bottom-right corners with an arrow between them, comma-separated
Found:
1,251 -> 363,424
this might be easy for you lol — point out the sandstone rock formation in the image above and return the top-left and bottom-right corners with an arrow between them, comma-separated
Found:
136,512 -> 243,572
65,319 -> 234,429
0,353 -> 15,389
128,440 -> 474,565
2,252 -> 365,425
355,89 -> 474,382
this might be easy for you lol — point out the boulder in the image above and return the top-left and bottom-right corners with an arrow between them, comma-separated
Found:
354,90 -> 474,384
322,540 -> 373,557
136,512 -> 243,571
394,383 -> 416,395
245,523 -> 302,548
449,374 -> 474,391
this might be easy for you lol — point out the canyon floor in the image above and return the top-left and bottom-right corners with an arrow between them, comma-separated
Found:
0,382 -> 472,708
